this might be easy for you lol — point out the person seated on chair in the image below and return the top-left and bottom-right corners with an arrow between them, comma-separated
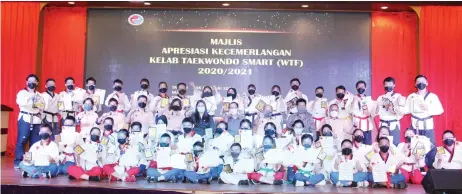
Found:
433,130 -> 462,170
102,129 -> 139,182
330,139 -> 368,187
183,141 -> 217,184
159,98 -> 186,134
219,143 -> 254,185
248,135 -> 285,185
57,116 -> 79,175
146,133 -> 185,183
19,123 -> 59,179
367,137 -> 407,189
397,128 -> 426,184
293,134 -> 325,187
67,127 -> 103,181
96,98 -> 126,132
207,121 -> 234,180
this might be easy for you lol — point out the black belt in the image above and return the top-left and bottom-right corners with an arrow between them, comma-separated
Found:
20,111 -> 40,116
411,115 -> 433,130
64,110 -> 75,113
43,111 -> 58,116
20,111 -> 41,129
43,111 -> 58,129
380,119 -> 398,127
271,113 -> 282,117
245,113 -> 258,124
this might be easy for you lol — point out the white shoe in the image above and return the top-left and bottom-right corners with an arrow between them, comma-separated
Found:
317,180 -> 326,186
336,182 -> 344,187
362,181 -> 369,188
356,181 -> 364,188
295,180 -> 305,187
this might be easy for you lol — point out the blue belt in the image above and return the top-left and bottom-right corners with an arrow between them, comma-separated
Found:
411,115 -> 433,130
271,113 -> 282,117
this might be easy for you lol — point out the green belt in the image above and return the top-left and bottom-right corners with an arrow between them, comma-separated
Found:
298,169 -> 312,176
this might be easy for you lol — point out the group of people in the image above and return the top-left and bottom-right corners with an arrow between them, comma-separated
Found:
15,73 -> 461,190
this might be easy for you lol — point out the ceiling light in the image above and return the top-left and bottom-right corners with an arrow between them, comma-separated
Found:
68,2 -> 75,5
301,5 -> 309,8
381,6 -> 388,10
222,3 -> 230,7
144,2 -> 151,5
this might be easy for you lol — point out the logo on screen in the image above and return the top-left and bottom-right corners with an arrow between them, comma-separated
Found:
128,14 -> 144,26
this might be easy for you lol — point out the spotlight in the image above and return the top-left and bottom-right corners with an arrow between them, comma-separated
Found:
381,6 -> 388,10
301,5 -> 309,8
68,2 -> 75,5
222,3 -> 230,7
144,2 -> 151,5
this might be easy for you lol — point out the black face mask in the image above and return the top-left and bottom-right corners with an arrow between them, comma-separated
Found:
159,88 -> 167,93
265,129 -> 275,137
89,85 -> 95,91
203,91 -> 212,97
27,83 -> 37,89
405,136 -> 412,143
215,128 -> 224,135
354,135 -> 363,143
47,86 -> 56,92
357,88 -> 365,94
444,139 -> 455,146
416,83 -> 426,90
316,93 -> 323,98
104,124 -> 113,131
227,93 -> 236,99
323,132 -> 333,136
109,105 -> 117,112
91,135 -> 100,142
141,84 -> 149,90
291,85 -> 299,91
138,102 -> 147,108
183,127 -> 192,134
379,146 -> 390,153
178,89 -> 186,95
67,85 -> 74,90
118,138 -> 127,145
172,105 -> 181,111
248,89 -> 256,95
336,93 -> 345,99
40,133 -> 50,140
114,86 -> 122,92
384,86 -> 394,92
193,150 -> 203,157
342,148 -> 352,156
272,91 -> 280,96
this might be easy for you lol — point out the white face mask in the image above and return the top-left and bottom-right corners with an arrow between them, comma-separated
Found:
330,111 -> 338,118
229,109 -> 238,115
294,127 -> 303,134
197,106 -> 205,113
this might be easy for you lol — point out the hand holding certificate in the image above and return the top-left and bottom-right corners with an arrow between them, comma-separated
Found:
372,162 -> 387,182
339,160 -> 354,181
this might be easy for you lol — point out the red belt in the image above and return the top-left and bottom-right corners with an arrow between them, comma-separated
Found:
354,115 -> 370,131
313,117 -> 325,130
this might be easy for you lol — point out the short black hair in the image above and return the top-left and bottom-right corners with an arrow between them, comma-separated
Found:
45,78 -> 55,83
292,119 -> 305,128
86,77 -> 96,84
352,128 -> 364,136
336,85 -> 346,92
182,117 -> 194,124
415,75 -> 427,82
193,141 -> 204,148
140,78 -> 150,85
90,127 -> 101,134
383,77 -> 395,84
114,79 -> 123,85
131,121 -> 142,129
248,84 -> 256,89
65,77 -> 75,83
264,122 -> 277,131
137,95 -> 147,101
341,139 -> 353,146
40,123 -> 52,132
405,128 -> 417,135
230,143 -> 242,150
272,85 -> 281,91
216,121 -> 228,131
104,117 -> 114,124
26,74 -> 39,82
296,98 -> 307,105
177,82 -> 186,88
108,98 -> 119,105
315,86 -> 324,91
442,130 -> 454,137
159,81 -> 167,87
240,119 -> 252,128
64,116 -> 76,123
321,124 -> 332,133
229,102 -> 239,108
290,78 -> 301,85
118,129 -> 130,138
83,97 -> 94,106
378,136 -> 390,143
301,134 -> 313,143
376,126 -> 390,142
355,80 -> 366,88
160,133 -> 171,139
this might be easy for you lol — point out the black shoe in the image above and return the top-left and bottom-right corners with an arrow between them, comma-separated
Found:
42,171 -> 51,179
394,182 -> 408,189
273,180 -> 283,185
22,171 -> 29,178
212,177 -> 218,181
198,178 -> 210,184
238,180 -> 250,185
89,176 -> 100,182
169,178 -> 177,183
68,175 -> 76,180
350,181 -> 358,187
182,177 -> 187,183
218,178 -> 225,184
147,177 -> 157,183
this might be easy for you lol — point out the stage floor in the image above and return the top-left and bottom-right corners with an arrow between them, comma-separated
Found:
1,156 -> 425,194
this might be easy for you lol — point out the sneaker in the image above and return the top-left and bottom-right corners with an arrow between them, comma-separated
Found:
317,180 -> 326,186
250,179 -> 258,185
14,165 -> 20,170
394,182 -> 408,189
218,178 -> 225,184
350,181 -> 358,188
42,171 -> 51,179
89,176 -> 100,182
68,175 -> 76,180
295,180 -> 305,187
356,181 -> 363,188
273,180 -> 283,185
22,171 -> 29,178
336,182 -> 344,187
362,181 -> 369,188
124,175 -> 136,182
147,177 -> 157,183
238,180 -> 250,185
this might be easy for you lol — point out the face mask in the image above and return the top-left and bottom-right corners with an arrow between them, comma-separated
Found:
141,84 -> 149,90
159,142 -> 169,147
264,111 -> 272,117
263,144 -> 273,150
357,88 -> 365,94
379,146 -> 390,153
444,139 -> 455,146
203,91 -> 212,97
336,93 -> 345,99
229,109 -> 238,115
67,85 -> 74,90
118,138 -> 127,145
172,105 -> 181,111
104,124 -> 113,131
294,127 -> 303,134
330,111 -> 338,118
183,127 -> 192,134
291,85 -> 299,91
27,83 -> 37,89
323,131 -> 333,136
265,129 -> 275,137
89,85 -> 95,91
303,144 -> 311,149
248,89 -> 255,95
354,135 -> 363,143
416,83 -> 427,90
272,91 -> 280,96
316,93 -> 323,98
138,102 -> 147,108
109,105 -> 117,112
231,152 -> 240,158
47,86 -> 56,92
178,89 -> 186,95
91,135 -> 100,142
159,88 -> 167,93
342,148 -> 352,155
298,107 -> 307,113
197,107 -> 205,113
405,136 -> 412,143
114,86 -> 122,91
227,93 -> 236,99
193,150 -> 203,157
40,133 -> 50,140
215,128 -> 224,135
384,86 -> 394,92
83,104 -> 93,111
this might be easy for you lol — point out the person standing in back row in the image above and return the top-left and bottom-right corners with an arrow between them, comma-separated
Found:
105,79 -> 131,113
350,81 -> 376,145
284,78 -> 308,116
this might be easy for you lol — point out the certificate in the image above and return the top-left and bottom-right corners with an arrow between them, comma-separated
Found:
144,148 -> 153,159
170,154 -> 187,170
183,98 -> 190,107
101,136 -> 109,146
320,136 -> 334,148
223,164 -> 233,173
34,153 -> 50,166
255,100 -> 266,113
74,145 -> 84,155
161,98 -> 169,107
222,102 -> 230,112
365,150 -> 375,161
338,160 -> 354,181
24,152 -> 32,161
437,146 -> 446,155
240,130 -> 253,149
263,149 -> 284,163
205,128 -> 213,139
156,124 -> 167,140
234,135 -> 241,143
156,147 -> 171,168
148,126 -> 157,139
317,149 -> 327,161
372,163 -> 388,182
452,142 -> 462,162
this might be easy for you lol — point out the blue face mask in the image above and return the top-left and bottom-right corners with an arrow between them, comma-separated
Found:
323,132 -> 333,136
265,129 -> 275,137
303,144 -> 312,149
231,152 -> 240,158
263,144 -> 273,150
215,128 -> 224,135
83,104 -> 92,111
159,142 -> 169,147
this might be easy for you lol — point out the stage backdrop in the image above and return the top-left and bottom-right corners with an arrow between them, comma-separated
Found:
85,9 -> 371,99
